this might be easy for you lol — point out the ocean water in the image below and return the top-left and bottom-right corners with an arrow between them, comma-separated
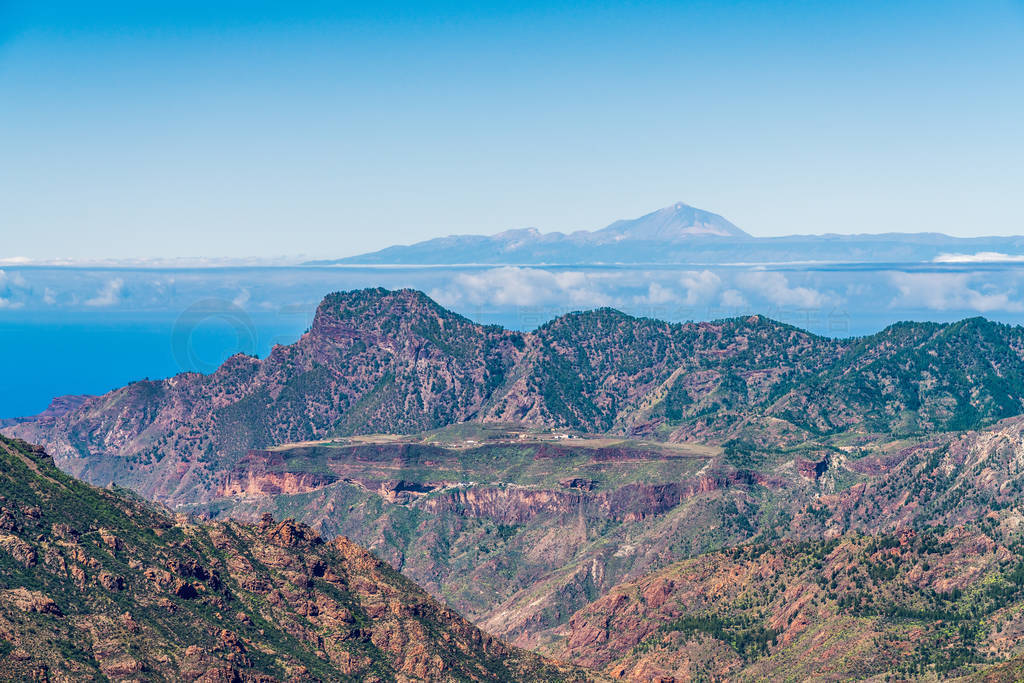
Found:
0,311 -> 308,419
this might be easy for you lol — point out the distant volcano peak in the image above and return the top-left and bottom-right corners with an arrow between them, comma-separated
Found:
312,201 -> 753,265
591,202 -> 751,242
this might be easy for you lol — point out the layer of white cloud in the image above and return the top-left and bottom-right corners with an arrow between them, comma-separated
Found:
430,266 -> 615,309
720,289 -> 748,307
680,270 -> 722,306
735,271 -> 833,308
85,278 -> 125,307
232,289 -> 252,308
889,273 -> 1024,312
635,282 -> 676,305
0,269 -> 29,309
427,267 -> 850,322
934,252 -> 1024,263
0,270 -> 27,288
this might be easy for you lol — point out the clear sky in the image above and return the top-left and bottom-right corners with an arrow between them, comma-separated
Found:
2,1 -> 1023,259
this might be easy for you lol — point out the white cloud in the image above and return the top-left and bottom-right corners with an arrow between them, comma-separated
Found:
889,273 -> 1024,312
934,252 -> 1024,263
430,266 -> 615,309
0,270 -> 26,288
633,282 -> 677,305
232,289 -> 251,308
42,288 -> 57,305
0,269 -> 29,308
85,278 -> 125,307
679,270 -> 722,306
735,271 -> 832,308
720,289 -> 748,307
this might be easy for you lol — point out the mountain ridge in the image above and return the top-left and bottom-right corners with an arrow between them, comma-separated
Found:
308,203 -> 752,266
8,287 -> 1024,507
309,203 -> 1024,265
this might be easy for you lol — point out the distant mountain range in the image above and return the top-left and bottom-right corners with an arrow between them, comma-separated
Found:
309,202 -> 1024,265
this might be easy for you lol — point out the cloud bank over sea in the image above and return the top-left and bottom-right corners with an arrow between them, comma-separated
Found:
4,263 -> 1024,333
4,262 -> 1024,420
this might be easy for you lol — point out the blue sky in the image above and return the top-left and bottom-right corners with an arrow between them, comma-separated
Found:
1,1 -> 1023,259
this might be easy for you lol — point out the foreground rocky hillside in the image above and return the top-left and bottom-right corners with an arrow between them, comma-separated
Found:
0,435 -> 592,681
9,288 -> 1024,506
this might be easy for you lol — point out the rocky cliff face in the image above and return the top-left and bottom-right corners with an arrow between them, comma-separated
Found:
9,289 -> 1024,508
0,435 -> 594,682
185,437 -> 777,649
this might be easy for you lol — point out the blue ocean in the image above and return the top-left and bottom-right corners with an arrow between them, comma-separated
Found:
0,311 -> 309,419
